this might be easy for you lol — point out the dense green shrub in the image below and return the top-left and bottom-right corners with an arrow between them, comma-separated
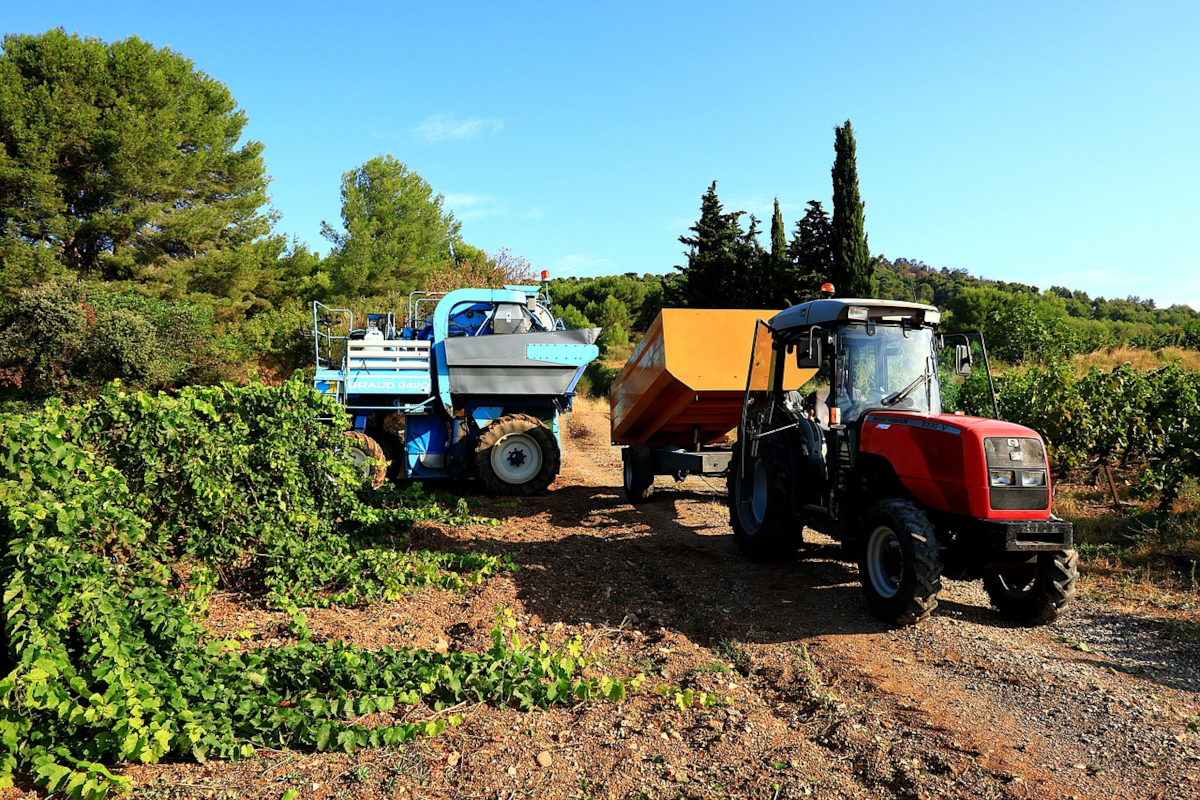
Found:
232,300 -> 314,373
579,362 -> 620,398
0,279 -> 235,399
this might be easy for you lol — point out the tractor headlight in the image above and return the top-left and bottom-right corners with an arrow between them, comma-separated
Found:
989,469 -> 1015,487
1020,470 -> 1047,487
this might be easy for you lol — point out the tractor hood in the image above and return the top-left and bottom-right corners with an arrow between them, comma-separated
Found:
859,410 -> 1055,521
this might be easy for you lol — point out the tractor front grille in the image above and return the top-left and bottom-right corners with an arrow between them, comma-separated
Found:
990,488 -> 1050,511
985,437 -> 1050,512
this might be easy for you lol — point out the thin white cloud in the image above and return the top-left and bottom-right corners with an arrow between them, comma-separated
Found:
444,193 -> 541,222
412,114 -> 504,143
726,194 -> 776,219
442,193 -> 499,221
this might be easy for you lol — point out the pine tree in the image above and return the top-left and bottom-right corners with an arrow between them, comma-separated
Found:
676,182 -> 745,308
788,200 -> 833,304
734,214 -> 766,308
0,30 -> 278,307
831,120 -> 875,298
321,155 -> 462,297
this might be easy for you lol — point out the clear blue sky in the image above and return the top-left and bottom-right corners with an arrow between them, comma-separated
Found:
6,1 -> 1199,309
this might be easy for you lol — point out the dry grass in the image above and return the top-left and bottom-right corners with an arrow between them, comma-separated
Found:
570,395 -> 610,414
1069,345 -> 1200,374
1055,477 -> 1200,630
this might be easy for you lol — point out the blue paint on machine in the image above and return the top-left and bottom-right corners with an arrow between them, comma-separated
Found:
311,283 -> 600,495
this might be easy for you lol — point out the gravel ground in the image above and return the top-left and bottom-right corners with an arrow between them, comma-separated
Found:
6,410 -> 1199,800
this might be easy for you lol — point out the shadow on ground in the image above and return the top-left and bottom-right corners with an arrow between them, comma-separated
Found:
419,482 -> 1056,649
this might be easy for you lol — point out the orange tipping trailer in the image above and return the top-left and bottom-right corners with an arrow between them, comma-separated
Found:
610,308 -> 816,502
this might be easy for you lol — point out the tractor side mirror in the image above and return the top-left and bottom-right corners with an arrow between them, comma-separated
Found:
797,335 -> 824,369
954,343 -> 973,376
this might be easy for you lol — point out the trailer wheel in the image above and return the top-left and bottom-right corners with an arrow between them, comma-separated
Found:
476,414 -> 561,496
343,431 -> 388,489
858,499 -> 943,625
728,441 -> 801,562
623,445 -> 655,503
983,549 -> 1078,625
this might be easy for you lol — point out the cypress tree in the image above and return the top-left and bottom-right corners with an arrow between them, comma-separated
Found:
831,120 -> 875,298
763,198 -> 790,306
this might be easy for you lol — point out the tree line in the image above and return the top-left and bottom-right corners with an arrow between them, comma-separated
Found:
671,121 -> 874,311
3,28 -> 1198,408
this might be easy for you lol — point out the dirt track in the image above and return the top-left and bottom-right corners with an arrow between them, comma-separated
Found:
504,410 -> 1200,800
10,410 -> 1199,800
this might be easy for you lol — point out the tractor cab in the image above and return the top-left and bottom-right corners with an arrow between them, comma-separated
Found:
769,299 -> 949,429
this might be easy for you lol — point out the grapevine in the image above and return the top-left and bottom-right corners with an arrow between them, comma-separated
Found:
955,362 -> 1200,507
0,377 -> 639,798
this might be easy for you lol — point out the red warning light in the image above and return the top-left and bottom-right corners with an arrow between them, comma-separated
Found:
541,270 -> 550,281
821,283 -> 834,292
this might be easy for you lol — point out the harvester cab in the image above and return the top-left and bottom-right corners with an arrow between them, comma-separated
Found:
730,297 -> 1078,627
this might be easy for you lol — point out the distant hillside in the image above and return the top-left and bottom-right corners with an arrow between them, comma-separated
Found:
549,259 -> 1200,367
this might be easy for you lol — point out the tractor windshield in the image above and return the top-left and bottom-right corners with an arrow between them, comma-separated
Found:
833,324 -> 941,423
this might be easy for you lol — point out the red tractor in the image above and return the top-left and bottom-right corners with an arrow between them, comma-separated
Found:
730,297 -> 1077,626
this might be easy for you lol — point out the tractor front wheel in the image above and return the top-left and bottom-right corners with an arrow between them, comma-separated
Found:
858,499 -> 943,625
983,549 -> 1078,625
475,414 -> 561,496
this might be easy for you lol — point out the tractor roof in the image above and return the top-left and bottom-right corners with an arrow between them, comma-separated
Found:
770,298 -> 940,333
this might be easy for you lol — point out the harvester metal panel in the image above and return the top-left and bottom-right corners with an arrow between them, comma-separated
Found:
611,309 -> 812,447
442,328 -> 600,396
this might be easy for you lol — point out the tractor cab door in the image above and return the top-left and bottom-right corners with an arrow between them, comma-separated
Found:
736,319 -> 777,453
735,321 -> 829,513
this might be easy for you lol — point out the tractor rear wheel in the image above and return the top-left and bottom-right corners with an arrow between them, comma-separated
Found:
475,414 -> 560,496
983,549 -> 1078,625
858,499 -> 943,625
623,444 -> 655,503
343,431 -> 388,489
728,441 -> 802,562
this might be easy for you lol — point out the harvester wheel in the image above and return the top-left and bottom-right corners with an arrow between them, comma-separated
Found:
728,441 -> 802,562
623,445 -> 655,503
858,499 -> 943,625
343,431 -> 388,489
983,549 -> 1078,625
475,414 -> 560,496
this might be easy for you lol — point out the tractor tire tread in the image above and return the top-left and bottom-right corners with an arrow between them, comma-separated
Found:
728,440 -> 803,563
344,431 -> 388,489
624,444 -> 655,503
860,499 -> 943,626
984,548 -> 1078,626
